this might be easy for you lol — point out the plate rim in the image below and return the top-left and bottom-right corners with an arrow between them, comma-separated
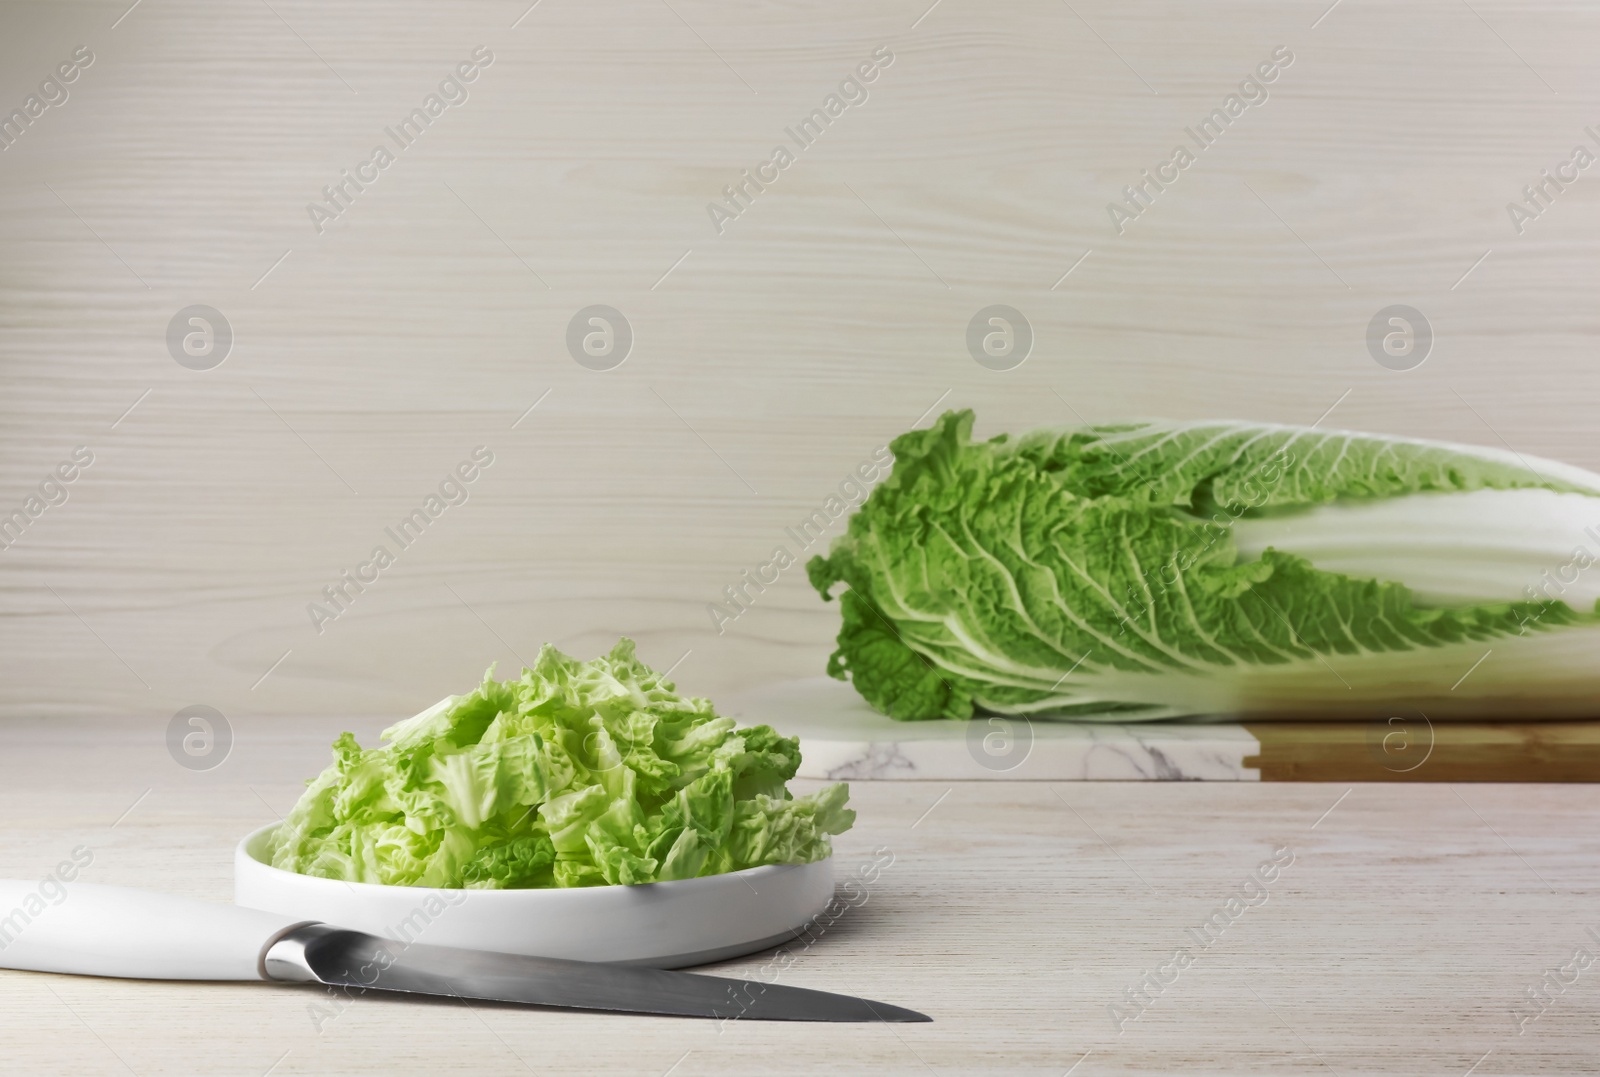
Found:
236,821 -> 833,898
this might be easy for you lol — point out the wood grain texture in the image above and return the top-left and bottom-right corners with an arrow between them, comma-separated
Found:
1244,720 -> 1600,781
1,1 -> 1599,719
2,719 -> 1599,1074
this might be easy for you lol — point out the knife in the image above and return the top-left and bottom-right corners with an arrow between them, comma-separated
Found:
0,880 -> 928,1022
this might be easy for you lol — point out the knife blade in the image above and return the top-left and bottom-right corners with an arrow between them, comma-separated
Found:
266,923 -> 929,1022
0,880 -> 928,1022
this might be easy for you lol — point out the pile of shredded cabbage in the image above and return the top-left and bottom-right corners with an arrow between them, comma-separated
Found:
269,640 -> 852,888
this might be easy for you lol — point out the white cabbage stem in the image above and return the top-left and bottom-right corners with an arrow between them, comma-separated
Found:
1232,488 -> 1600,611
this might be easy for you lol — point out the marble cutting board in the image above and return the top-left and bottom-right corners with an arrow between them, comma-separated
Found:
725,678 -> 1259,781
725,678 -> 1600,782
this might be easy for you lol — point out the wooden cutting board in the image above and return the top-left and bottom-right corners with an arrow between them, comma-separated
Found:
726,678 -> 1600,782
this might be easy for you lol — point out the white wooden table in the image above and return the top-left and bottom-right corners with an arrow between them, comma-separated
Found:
0,718 -> 1596,1075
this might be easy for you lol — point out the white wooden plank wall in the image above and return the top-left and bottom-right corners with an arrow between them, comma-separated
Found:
0,0 -> 1596,720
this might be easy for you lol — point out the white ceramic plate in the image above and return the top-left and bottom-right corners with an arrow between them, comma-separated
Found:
234,824 -> 834,968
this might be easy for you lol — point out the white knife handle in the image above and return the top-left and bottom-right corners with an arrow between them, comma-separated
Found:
0,880 -> 310,981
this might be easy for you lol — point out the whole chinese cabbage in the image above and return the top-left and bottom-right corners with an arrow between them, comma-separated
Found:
269,640 -> 852,888
808,410 -> 1600,721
